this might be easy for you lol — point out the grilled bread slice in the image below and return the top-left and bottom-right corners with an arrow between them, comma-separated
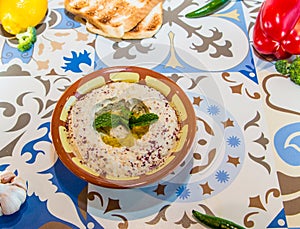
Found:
65,0 -> 163,38
86,2 -> 163,39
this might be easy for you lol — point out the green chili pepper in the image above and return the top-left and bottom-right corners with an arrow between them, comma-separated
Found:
185,0 -> 230,18
192,210 -> 245,229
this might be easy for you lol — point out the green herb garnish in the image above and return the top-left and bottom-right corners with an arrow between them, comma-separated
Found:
129,113 -> 159,128
94,112 -> 127,129
94,112 -> 158,130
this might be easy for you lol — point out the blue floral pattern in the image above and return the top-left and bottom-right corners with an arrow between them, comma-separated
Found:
227,136 -> 241,148
215,170 -> 230,183
61,50 -> 92,73
175,186 -> 191,200
207,104 -> 221,116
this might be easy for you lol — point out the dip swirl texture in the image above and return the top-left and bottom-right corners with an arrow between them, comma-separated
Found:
67,82 -> 181,178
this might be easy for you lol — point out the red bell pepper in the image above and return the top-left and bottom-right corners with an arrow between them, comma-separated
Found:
253,0 -> 300,59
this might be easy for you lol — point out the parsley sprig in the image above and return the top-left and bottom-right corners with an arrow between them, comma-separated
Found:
129,113 -> 159,128
94,112 -> 158,130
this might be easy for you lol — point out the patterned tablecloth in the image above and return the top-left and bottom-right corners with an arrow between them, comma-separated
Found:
1,0 -> 300,228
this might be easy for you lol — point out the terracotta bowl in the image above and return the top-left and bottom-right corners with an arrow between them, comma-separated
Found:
51,66 -> 196,188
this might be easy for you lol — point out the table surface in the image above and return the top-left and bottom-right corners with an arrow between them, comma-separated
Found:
1,0 -> 300,228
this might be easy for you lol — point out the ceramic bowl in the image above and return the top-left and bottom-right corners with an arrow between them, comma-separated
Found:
51,66 -> 196,188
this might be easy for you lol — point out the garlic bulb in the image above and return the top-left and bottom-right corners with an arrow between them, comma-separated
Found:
0,170 -> 27,216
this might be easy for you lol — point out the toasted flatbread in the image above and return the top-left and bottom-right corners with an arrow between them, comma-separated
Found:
65,0 -> 163,38
86,2 -> 163,39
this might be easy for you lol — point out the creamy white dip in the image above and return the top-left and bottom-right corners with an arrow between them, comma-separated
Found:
67,82 -> 180,178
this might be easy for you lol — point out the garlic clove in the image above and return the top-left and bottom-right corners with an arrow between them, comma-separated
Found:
0,171 -> 16,184
11,176 -> 27,191
0,171 -> 27,216
0,188 -> 25,215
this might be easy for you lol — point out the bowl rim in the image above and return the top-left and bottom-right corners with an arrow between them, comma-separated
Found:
51,66 -> 196,188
